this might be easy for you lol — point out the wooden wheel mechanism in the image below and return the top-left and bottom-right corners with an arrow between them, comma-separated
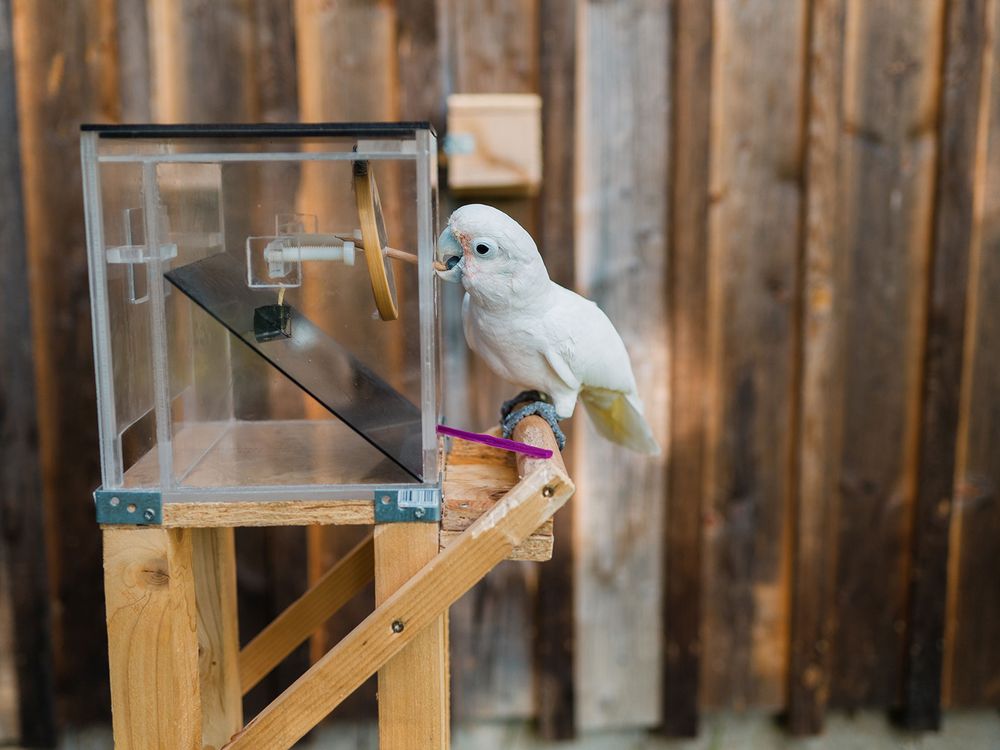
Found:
353,160 -> 399,321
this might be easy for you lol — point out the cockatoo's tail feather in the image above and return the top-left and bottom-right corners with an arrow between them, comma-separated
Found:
438,203 -> 661,455
579,388 -> 661,455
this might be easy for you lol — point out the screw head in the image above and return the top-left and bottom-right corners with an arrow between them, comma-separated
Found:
143,508 -> 156,522
381,495 -> 392,505
542,485 -> 555,498
414,508 -> 425,518
109,496 -> 120,507
391,619 -> 405,633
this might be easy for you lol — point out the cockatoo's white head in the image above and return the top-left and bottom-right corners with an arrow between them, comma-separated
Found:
435,204 -> 550,308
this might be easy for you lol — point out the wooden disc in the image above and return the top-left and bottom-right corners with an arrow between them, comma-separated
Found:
353,161 -> 399,320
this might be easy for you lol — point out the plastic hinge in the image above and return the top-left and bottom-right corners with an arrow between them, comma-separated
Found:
374,488 -> 441,524
94,489 -> 162,526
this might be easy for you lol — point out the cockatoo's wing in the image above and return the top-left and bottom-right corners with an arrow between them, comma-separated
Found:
543,285 -> 661,454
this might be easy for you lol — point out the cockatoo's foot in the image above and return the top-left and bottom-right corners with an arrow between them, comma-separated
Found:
500,390 -> 549,421
501,400 -> 566,451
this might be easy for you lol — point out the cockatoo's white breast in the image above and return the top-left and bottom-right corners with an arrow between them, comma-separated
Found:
462,281 -> 638,419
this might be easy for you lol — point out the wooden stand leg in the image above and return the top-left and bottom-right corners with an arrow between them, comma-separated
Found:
374,523 -> 449,750
193,528 -> 243,749
103,527 -> 202,750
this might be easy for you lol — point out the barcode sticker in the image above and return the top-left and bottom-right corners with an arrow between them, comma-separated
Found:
396,488 -> 439,509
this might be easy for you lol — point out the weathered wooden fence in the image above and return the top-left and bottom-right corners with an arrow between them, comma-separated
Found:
0,0 -> 998,745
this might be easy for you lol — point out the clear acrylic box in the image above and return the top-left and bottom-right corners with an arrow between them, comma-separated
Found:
82,124 -> 441,509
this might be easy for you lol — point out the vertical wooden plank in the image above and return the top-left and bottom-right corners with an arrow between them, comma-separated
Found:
946,0 -> 1000,709
148,0 -> 256,122
12,0 -> 120,725
830,0 -> 945,711
0,557 -> 18,744
901,0 -> 994,730
115,0 -> 152,121
533,0 -> 577,740
449,0 -> 538,94
193,529 -> 242,749
787,0 -> 847,735
0,0 -> 56,744
251,0 -> 299,123
103,528 -> 201,749
374,524 -> 449,750
396,0 -> 444,133
702,0 -> 807,711
442,0 -> 542,723
660,0 -> 712,737
294,0 -> 399,720
574,0 -> 670,730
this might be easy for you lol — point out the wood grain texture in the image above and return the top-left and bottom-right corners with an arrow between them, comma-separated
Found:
0,555 -> 17,744
946,0 -> 1000,710
11,0 -> 118,724
787,0 -> 847,736
192,529 -> 242,749
115,0 -> 152,121
439,530 -> 551,562
830,0 -> 945,711
575,0 -> 670,729
103,528 -> 201,749
396,0 -> 444,133
0,1 -> 56,745
374,523 -> 449,750
239,535 -> 374,695
442,434 -> 554,561
225,465 -> 573,750
901,0 -> 994,730
442,0 -> 543,723
534,3 -> 577,733
660,0 -> 712,737
148,0 -> 255,122
702,0 -> 807,712
163,500 -> 373,528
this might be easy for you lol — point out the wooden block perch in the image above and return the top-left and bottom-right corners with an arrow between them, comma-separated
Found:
441,414 -> 564,562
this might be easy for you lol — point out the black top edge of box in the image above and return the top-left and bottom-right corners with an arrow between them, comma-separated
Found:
80,122 -> 436,138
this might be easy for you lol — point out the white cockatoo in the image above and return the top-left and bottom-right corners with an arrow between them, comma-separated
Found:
435,204 -> 659,454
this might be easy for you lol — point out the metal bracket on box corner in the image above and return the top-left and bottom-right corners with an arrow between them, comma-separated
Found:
94,489 -> 162,526
374,488 -> 441,524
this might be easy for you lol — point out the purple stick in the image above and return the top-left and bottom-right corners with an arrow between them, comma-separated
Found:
436,423 -> 554,460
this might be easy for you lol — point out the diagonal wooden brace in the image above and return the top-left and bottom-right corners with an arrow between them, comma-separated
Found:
238,534 -> 375,695
223,463 -> 574,750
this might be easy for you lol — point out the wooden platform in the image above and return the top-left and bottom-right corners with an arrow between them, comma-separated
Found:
99,407 -> 571,750
114,419 -> 555,560
441,436 -> 554,561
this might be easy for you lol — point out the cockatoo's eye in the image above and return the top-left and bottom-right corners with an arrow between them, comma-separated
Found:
471,237 -> 497,257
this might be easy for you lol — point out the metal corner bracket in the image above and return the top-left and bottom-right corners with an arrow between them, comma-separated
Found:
94,488 -> 163,526
374,488 -> 441,524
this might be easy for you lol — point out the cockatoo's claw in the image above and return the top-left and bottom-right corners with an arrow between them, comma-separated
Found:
499,390 -> 549,420
501,401 -> 566,451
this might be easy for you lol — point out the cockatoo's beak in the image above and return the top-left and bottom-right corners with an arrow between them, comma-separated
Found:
434,227 -> 465,283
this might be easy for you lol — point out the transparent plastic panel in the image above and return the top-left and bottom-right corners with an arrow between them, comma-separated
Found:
98,161 -> 158,484
165,251 -> 423,479
157,162 -> 233,480
85,126 -> 437,494
94,130 -> 417,163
